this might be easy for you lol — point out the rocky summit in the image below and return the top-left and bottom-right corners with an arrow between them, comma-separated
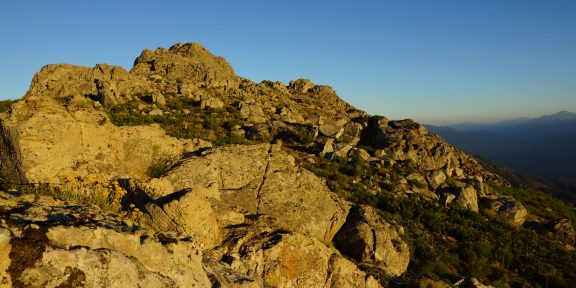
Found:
0,42 -> 575,287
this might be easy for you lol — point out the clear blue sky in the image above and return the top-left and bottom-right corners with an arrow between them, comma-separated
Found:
1,0 -> 575,124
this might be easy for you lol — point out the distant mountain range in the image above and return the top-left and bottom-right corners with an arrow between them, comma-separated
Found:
427,111 -> 576,187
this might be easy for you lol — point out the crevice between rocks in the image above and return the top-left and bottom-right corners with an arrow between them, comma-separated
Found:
255,146 -> 274,215
371,228 -> 377,262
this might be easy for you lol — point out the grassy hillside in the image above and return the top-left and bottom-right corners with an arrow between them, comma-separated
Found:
304,156 -> 576,287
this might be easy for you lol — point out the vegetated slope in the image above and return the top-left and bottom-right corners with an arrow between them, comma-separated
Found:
428,112 -> 576,186
0,42 -> 575,287
0,99 -> 16,113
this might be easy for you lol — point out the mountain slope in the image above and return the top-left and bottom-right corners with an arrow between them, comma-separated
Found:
0,42 -> 575,287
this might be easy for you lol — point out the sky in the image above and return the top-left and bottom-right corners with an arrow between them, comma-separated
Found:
1,0 -> 575,125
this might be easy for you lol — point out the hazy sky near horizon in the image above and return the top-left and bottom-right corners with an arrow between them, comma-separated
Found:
1,0 -> 575,124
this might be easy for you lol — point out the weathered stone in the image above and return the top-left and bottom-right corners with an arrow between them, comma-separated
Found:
354,148 -> 372,161
152,91 -> 166,106
132,42 -> 240,90
333,143 -> 354,159
239,102 -> 267,124
0,191 -> 211,287
427,170 -> 447,190
453,186 -> 479,212
319,138 -> 335,158
406,173 -> 427,190
163,144 -> 349,244
335,205 -> 410,277
550,219 -> 576,246
202,97 -> 225,109
277,106 -> 305,123
212,223 -> 381,288
148,108 -> 163,116
480,195 -> 527,226
288,79 -> 315,94
138,177 -> 174,198
259,80 -> 288,93
455,277 -> 494,288
0,98 -> 183,183
143,190 -> 221,247
338,121 -> 362,144
319,122 -> 344,138
359,116 -> 505,193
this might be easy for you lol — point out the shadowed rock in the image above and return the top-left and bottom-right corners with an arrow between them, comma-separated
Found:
334,205 -> 410,277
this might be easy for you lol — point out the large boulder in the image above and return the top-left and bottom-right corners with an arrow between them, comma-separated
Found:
0,191 -> 211,287
142,189 -> 221,248
479,195 -> 527,226
334,205 -> 410,277
162,143 -> 349,244
288,79 -> 315,94
453,186 -> 480,212
239,102 -> 268,124
0,98 -> 183,183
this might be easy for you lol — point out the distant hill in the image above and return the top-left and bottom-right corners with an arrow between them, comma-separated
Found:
428,111 -> 576,186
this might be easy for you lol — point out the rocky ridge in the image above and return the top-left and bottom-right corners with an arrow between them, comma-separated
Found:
0,42 -> 566,287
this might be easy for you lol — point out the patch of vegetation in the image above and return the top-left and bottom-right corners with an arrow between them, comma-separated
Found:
105,96 -> 249,146
0,99 -> 17,113
147,158 -> 173,178
55,95 -> 74,106
305,155 -> 392,203
2,172 -> 146,224
280,125 -> 315,145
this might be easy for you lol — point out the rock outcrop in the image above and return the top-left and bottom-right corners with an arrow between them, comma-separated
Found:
210,217 -> 380,288
360,117 -> 502,188
0,41 -> 553,287
158,143 -> 349,244
132,42 -> 240,90
0,190 -> 380,288
142,189 -> 221,248
334,205 -> 410,277
0,191 -> 211,287
0,98 -> 183,183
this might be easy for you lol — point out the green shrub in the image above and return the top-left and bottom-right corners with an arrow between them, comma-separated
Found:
203,115 -> 222,130
213,134 -> 248,147
147,158 -> 173,178
56,95 -> 74,106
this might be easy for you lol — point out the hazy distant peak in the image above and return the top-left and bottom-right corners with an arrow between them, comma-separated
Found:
549,110 -> 576,118
529,110 -> 576,125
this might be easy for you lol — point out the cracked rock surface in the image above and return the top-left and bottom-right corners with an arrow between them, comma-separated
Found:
0,191 -> 211,288
0,190 -> 383,288
334,205 -> 410,277
158,143 -> 349,244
